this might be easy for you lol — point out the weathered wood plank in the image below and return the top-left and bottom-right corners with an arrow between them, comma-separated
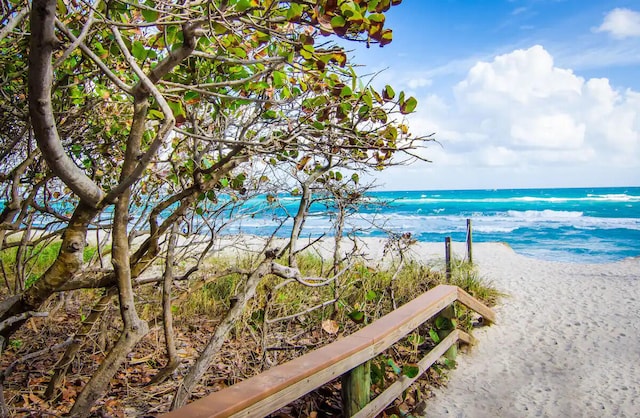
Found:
231,343 -> 375,417
357,285 -> 458,353
456,287 -> 497,324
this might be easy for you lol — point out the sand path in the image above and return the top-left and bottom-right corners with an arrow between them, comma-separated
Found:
421,243 -> 640,418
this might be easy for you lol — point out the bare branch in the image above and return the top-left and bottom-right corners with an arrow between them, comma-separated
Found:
269,261 -> 353,288
0,3 -> 29,42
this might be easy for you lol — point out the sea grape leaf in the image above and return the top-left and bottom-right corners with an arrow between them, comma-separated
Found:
347,310 -> 365,324
402,364 -> 420,378
400,96 -> 418,114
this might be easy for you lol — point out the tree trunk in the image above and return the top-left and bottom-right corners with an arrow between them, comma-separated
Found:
45,288 -> 116,400
148,226 -> 180,385
0,202 -> 97,342
69,98 -> 150,417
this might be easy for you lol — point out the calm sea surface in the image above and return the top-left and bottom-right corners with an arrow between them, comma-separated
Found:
235,186 -> 640,263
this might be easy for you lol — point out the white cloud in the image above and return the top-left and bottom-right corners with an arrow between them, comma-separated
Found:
393,45 -> 640,189
596,8 -> 640,39
511,7 -> 527,16
407,77 -> 432,89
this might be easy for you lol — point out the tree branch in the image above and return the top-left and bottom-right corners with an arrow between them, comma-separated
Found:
29,0 -> 104,208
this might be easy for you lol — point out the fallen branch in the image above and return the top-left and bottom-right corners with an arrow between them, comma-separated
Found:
0,311 -> 48,333
1,336 -> 73,381
270,261 -> 353,288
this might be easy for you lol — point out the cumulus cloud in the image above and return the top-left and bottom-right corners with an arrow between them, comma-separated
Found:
596,8 -> 640,39
406,45 -> 640,175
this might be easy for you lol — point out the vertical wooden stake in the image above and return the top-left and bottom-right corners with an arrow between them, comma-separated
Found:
437,305 -> 458,361
342,361 -> 371,416
466,218 -> 473,265
445,236 -> 452,280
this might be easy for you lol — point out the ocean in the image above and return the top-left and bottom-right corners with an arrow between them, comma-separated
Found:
3,186 -> 637,264
234,186 -> 640,263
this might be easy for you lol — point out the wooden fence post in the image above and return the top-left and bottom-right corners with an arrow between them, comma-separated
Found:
445,236 -> 452,280
436,305 -> 458,361
342,361 -> 371,416
466,218 -> 473,265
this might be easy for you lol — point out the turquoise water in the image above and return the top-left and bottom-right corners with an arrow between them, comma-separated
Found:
233,187 -> 640,263
4,187 -> 638,263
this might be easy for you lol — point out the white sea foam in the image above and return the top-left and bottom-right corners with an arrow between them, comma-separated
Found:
506,209 -> 584,219
388,193 -> 640,204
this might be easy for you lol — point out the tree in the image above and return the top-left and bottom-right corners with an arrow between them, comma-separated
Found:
0,0 -> 428,415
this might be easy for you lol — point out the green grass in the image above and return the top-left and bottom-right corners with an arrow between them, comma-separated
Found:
179,252 -> 500,330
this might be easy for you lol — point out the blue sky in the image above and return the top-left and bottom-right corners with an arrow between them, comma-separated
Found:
349,1 -> 640,190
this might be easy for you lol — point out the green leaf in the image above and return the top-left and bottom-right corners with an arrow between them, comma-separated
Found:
368,13 -> 385,23
387,358 -> 401,374
365,290 -> 377,301
400,96 -> 418,114
132,41 -> 147,60
141,7 -> 158,22
331,15 -> 346,29
370,362 -> 384,385
402,364 -> 420,378
380,28 -> 393,46
444,358 -> 457,369
233,0 -> 252,12
383,85 -> 395,101
347,310 -> 365,324
435,316 -> 450,330
351,173 -> 359,184
300,45 -> 314,60
272,70 -> 285,88
429,328 -> 440,343
167,100 -> 186,117
263,109 -> 277,119
340,85 -> 353,97
286,3 -> 303,21
148,109 -> 164,120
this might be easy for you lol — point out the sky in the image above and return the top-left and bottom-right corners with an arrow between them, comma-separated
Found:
347,0 -> 640,190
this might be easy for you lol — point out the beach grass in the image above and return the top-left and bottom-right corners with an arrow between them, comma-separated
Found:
180,251 -> 499,332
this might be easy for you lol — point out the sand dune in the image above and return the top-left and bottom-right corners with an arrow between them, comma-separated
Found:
420,242 -> 640,418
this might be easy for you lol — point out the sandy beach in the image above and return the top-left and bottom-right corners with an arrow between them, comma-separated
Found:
415,242 -> 640,418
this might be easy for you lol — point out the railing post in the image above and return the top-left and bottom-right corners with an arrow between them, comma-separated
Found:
445,236 -> 452,280
466,218 -> 473,265
437,305 -> 458,361
342,360 -> 371,417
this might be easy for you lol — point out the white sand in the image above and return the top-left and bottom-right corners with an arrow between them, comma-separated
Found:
417,242 -> 640,418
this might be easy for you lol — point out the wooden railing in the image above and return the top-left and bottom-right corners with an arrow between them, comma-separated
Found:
160,285 -> 495,418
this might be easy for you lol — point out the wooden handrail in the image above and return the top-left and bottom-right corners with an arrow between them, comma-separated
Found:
160,285 -> 495,418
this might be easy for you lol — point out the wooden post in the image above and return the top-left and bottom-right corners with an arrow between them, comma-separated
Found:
342,361 -> 371,416
445,236 -> 452,280
466,218 -> 473,265
436,305 -> 458,361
